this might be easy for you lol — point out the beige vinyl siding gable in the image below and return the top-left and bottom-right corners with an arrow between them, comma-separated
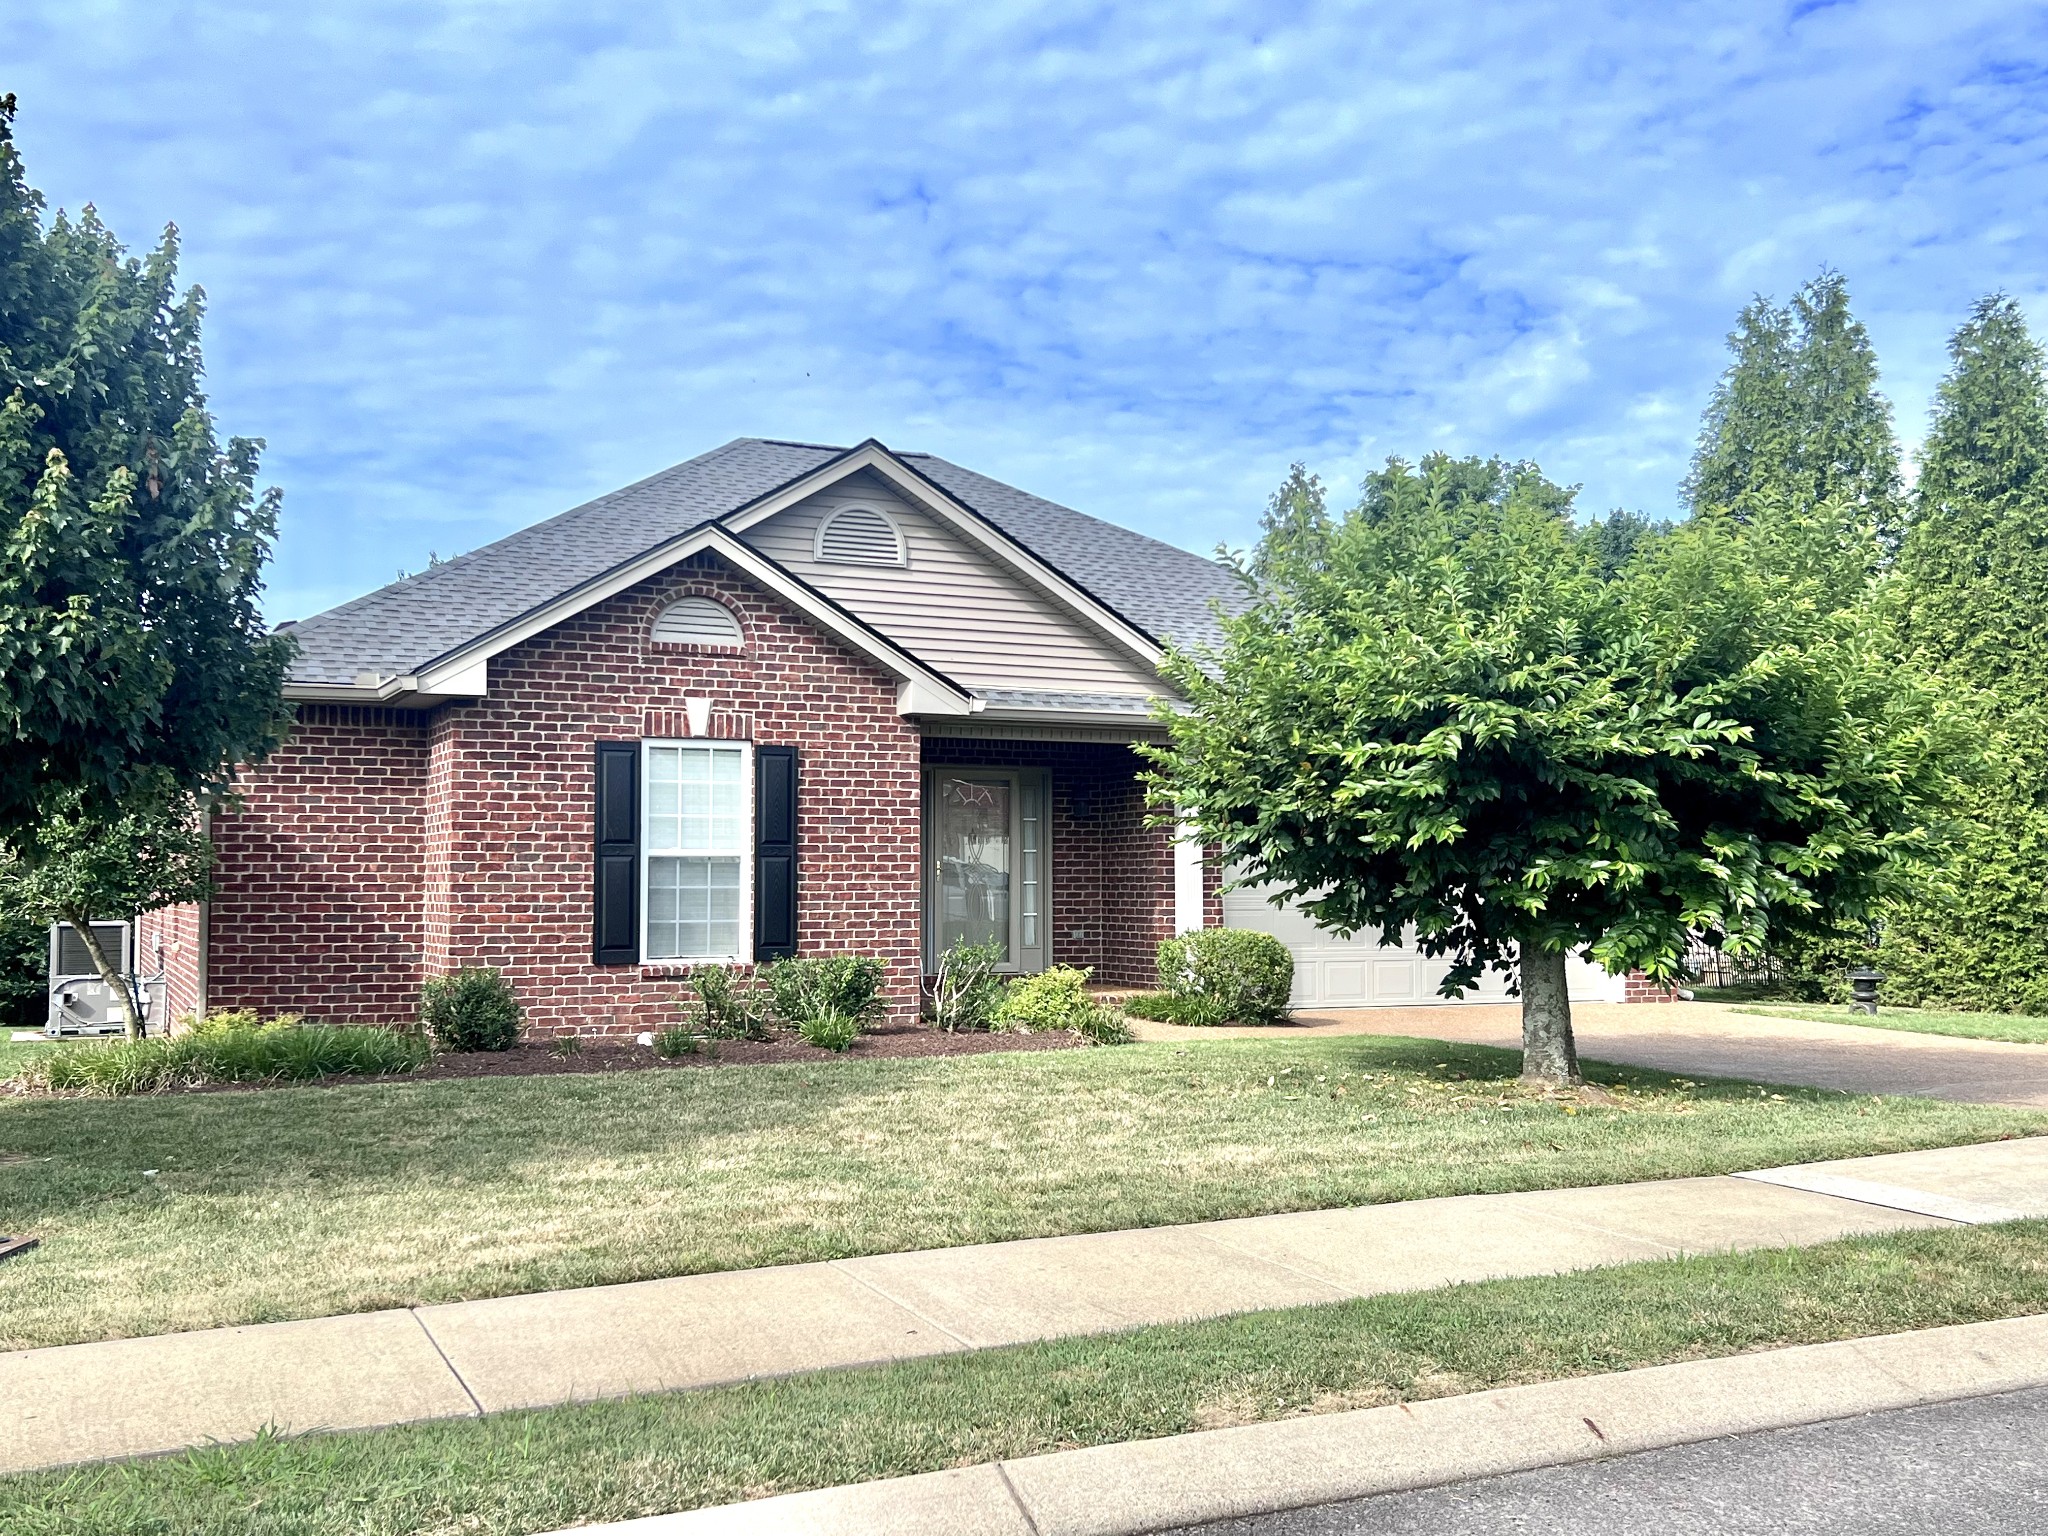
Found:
738,471 -> 1166,696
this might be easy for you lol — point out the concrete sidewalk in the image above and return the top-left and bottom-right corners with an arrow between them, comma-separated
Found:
1129,1000 -> 2048,1108
5,1136 -> 2045,1478
561,1312 -> 2048,1536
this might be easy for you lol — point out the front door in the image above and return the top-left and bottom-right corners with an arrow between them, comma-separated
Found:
923,768 -> 1048,973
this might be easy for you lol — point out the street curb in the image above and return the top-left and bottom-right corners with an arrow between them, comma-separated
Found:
546,1311 -> 2048,1536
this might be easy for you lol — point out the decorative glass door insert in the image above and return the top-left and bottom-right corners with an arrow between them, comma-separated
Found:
932,774 -> 1013,962
925,769 -> 1048,972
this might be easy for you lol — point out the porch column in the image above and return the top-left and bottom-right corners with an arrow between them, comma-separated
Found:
1172,818 -> 1206,936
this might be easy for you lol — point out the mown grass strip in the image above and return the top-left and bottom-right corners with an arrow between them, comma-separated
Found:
6,1222 -> 2046,1536
4,1034 -> 2042,1350
1737,1003 -> 2048,1046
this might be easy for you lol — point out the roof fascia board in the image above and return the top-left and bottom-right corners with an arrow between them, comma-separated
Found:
721,441 -> 1166,671
401,527 -> 971,714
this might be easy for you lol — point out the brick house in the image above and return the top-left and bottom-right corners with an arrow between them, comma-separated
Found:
145,437 -> 1647,1037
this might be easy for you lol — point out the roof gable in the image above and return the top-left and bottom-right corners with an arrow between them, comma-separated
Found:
738,470 -> 1162,695
281,438 -> 1243,706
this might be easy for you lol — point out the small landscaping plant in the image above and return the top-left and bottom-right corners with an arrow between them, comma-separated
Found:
994,965 -> 1096,1031
1076,1003 -> 1135,1045
183,1006 -> 305,1036
652,1026 -> 701,1058
796,1008 -> 861,1052
1119,991 -> 1195,1023
765,954 -> 886,1033
419,967 -> 522,1051
1155,928 -> 1294,1025
927,938 -> 1006,1031
992,965 -> 1135,1046
684,964 -> 771,1040
21,1019 -> 427,1095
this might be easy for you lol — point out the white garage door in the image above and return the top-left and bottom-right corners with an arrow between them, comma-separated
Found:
1220,882 -> 1619,1009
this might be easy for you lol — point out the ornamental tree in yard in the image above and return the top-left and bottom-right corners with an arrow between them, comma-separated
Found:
1147,454 -> 1954,1086
0,96 -> 293,1028
0,777 -> 215,1036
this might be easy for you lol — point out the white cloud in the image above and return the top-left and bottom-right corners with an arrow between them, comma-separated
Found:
3,0 -> 2045,618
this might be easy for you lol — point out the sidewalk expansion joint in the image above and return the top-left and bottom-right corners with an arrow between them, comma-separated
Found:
408,1309 -> 485,1417
995,1461 -> 1046,1536
1188,1230 -> 1362,1298
825,1261 -> 979,1352
1731,1168 -> 2021,1225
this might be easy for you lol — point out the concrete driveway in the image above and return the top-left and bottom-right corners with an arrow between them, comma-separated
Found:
1127,1001 -> 2048,1108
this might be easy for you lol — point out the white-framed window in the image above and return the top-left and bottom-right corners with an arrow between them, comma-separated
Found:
643,739 -> 752,962
814,505 -> 908,567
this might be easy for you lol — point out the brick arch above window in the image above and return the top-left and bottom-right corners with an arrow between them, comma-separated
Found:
650,594 -> 745,649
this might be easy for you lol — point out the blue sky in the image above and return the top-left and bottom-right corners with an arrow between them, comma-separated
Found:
6,1 -> 2047,622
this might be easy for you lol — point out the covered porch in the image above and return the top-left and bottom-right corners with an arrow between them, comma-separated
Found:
919,725 -> 1205,988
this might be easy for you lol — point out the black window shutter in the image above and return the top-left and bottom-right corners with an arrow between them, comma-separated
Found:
593,741 -> 640,965
755,745 -> 798,961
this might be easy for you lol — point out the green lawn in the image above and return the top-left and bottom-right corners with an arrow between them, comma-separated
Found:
4,1035 -> 2040,1351
6,1221 -> 2046,1536
1737,1002 -> 2048,1046
0,1032 -> 75,1080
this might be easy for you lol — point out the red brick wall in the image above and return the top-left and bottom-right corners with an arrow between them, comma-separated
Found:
1623,970 -> 1679,1003
207,708 -> 430,1023
136,902 -> 204,1027
920,738 -> 1174,988
207,553 -> 924,1037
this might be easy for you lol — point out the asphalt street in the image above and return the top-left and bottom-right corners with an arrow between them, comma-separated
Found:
1169,1386 -> 2048,1536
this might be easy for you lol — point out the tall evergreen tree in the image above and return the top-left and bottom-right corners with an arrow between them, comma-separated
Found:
1685,271 -> 1902,551
1684,295 -> 1799,514
1882,296 -> 2048,1012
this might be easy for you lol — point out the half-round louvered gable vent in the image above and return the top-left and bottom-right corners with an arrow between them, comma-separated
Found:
651,596 -> 744,647
815,506 -> 907,566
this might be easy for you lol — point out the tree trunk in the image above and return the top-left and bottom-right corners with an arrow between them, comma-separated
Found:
60,909 -> 142,1040
1519,944 -> 1580,1087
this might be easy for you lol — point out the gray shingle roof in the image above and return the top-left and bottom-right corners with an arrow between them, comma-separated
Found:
283,438 -> 1244,688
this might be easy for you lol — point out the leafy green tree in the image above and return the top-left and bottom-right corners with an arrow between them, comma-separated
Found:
1249,463 -> 1331,585
0,94 -> 293,1026
1580,509 -> 1673,579
1881,296 -> 2048,1011
0,778 -> 215,1036
1686,271 -> 1902,551
1148,455 -> 1953,1084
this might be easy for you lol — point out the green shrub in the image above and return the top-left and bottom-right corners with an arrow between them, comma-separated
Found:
797,1008 -> 861,1052
653,1026 -> 700,1058
419,967 -> 522,1051
686,964 -> 770,1040
766,955 -> 886,1032
1074,1002 -> 1135,1046
23,1024 -> 428,1095
1156,929 -> 1294,1025
1119,991 -> 1200,1023
0,909 -> 48,1032
927,939 -> 1005,1031
184,1007 -> 303,1036
993,965 -> 1097,1032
